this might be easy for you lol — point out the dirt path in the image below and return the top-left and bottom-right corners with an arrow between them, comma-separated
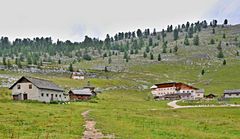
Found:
81,110 -> 115,139
167,100 -> 240,109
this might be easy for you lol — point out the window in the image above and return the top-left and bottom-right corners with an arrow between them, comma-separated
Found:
59,95 -> 61,98
46,94 -> 49,97
41,93 -> 44,97
29,84 -> 32,89
17,85 -> 21,89
55,94 -> 58,97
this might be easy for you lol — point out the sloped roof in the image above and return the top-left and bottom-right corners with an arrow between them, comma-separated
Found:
196,89 -> 205,93
224,89 -> 240,94
154,82 -> 198,90
69,88 -> 93,96
9,76 -> 64,92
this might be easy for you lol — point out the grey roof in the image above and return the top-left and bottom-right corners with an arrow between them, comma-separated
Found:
224,89 -> 240,94
9,76 -> 64,92
196,89 -> 205,93
69,88 -> 93,95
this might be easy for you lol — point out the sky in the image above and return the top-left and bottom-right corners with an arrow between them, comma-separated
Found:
0,0 -> 239,42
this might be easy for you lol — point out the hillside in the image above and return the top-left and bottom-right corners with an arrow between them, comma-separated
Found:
0,20 -> 240,138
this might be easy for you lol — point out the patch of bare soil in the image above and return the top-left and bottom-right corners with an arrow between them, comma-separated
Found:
82,110 -> 115,139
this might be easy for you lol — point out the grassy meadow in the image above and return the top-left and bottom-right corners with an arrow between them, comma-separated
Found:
0,25 -> 240,138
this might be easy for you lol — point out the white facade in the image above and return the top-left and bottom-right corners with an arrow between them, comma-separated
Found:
224,93 -> 240,98
11,82 -> 68,102
151,83 -> 204,100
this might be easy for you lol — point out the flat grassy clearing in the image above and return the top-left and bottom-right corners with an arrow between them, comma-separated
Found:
0,88 -> 90,139
0,102 -> 87,139
90,90 -> 240,139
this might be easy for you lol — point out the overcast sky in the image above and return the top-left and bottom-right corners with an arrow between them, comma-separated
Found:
0,0 -> 239,42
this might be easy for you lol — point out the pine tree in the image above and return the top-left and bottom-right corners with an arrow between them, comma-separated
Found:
174,45 -> 178,53
130,49 -> 134,54
193,35 -> 199,46
201,69 -> 205,75
217,41 -> 222,51
210,38 -> 215,44
58,59 -> 61,64
224,19 -> 228,25
212,28 -> 215,34
223,59 -> 226,65
123,51 -> 128,59
223,33 -> 226,39
184,35 -> 190,46
68,63 -> 73,72
217,50 -> 224,58
3,57 -> 6,65
15,58 -> 18,65
162,47 -> 167,53
173,28 -> 179,40
108,57 -> 112,64
150,53 -> 154,60
145,46 -> 150,53
237,51 -> 239,56
158,54 -> 161,61
143,52 -> 147,58
7,59 -> 11,69
149,38 -> 153,46
18,60 -> 22,68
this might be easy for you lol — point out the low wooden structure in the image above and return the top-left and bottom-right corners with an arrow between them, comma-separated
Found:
68,88 -> 96,101
204,94 -> 217,99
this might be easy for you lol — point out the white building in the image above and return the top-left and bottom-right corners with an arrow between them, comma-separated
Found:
150,82 -> 204,100
9,76 -> 68,102
224,89 -> 240,98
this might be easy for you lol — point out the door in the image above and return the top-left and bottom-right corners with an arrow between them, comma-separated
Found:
23,94 -> 28,100
51,94 -> 54,101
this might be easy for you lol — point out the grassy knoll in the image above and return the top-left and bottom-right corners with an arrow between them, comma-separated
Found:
90,90 -> 240,139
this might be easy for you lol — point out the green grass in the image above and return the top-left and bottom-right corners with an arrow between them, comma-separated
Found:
0,25 -> 240,138
90,90 -> 240,139
0,88 -> 90,139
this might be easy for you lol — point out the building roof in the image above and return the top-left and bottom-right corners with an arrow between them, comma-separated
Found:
9,76 -> 64,92
69,88 -> 93,96
224,89 -> 240,94
196,89 -> 205,93
153,82 -> 198,90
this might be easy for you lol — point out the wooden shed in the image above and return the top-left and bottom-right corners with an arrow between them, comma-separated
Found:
68,88 -> 96,101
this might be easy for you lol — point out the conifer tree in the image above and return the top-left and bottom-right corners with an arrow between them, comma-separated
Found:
158,54 -> 161,61
68,63 -> 73,72
143,52 -> 147,58
108,57 -> 112,64
193,35 -> 199,46
201,69 -> 205,75
173,28 -> 179,40
223,59 -> 226,65
184,35 -> 190,46
217,50 -> 224,58
150,53 -> 154,60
